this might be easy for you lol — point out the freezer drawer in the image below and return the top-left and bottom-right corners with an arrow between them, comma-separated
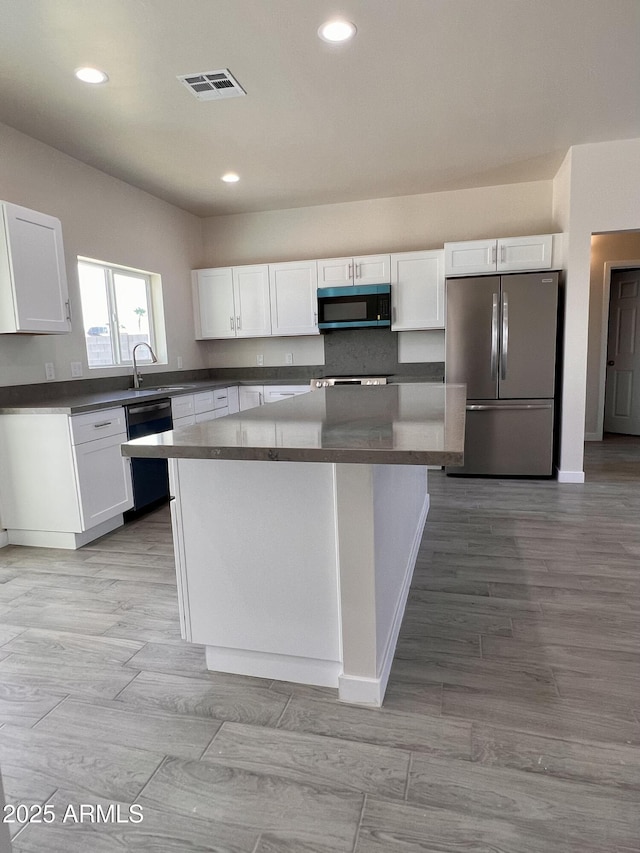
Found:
448,400 -> 555,477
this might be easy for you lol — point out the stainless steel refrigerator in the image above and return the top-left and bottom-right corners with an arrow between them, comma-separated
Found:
445,271 -> 559,476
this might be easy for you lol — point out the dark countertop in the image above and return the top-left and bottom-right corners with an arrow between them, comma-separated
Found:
121,383 -> 466,466
0,378 -> 312,415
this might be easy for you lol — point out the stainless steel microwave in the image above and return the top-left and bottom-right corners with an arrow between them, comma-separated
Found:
317,284 -> 391,330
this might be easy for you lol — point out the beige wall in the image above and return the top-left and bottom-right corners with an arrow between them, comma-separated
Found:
0,122 -> 205,387
200,181 -> 555,267
200,180 -> 555,367
586,231 -> 640,438
553,137 -> 640,479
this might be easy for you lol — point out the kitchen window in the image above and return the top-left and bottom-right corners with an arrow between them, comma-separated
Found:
78,258 -> 165,368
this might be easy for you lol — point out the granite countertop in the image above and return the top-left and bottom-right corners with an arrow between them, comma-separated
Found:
121,383 -> 466,466
0,378 -> 312,415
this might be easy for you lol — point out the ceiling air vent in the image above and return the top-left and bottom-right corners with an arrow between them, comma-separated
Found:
177,69 -> 246,101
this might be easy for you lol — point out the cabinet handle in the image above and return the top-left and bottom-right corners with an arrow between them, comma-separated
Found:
348,262 -> 353,280
500,245 -> 506,263
392,306 -> 397,324
93,421 -> 113,428
355,263 -> 360,279
65,300 -> 72,322
230,316 -> 234,330
237,315 -> 241,330
491,245 -> 497,264
258,392 -> 263,405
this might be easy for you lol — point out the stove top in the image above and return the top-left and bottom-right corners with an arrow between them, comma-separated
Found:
310,376 -> 388,389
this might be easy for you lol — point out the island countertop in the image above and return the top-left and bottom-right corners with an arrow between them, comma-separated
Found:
121,382 -> 466,466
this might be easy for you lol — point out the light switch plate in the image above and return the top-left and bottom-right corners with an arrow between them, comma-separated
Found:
285,353 -> 293,365
256,354 -> 264,366
177,356 -> 183,369
70,361 -> 83,377
44,362 -> 55,381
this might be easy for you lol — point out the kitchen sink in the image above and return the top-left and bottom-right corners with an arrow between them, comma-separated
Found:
147,385 -> 198,391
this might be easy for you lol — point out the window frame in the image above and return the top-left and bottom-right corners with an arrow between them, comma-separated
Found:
78,257 -> 163,369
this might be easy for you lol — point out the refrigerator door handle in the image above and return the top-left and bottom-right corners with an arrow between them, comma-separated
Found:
467,403 -> 553,411
491,293 -> 499,380
501,292 -> 509,380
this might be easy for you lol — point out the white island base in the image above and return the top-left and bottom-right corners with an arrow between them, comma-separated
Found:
169,458 -> 429,706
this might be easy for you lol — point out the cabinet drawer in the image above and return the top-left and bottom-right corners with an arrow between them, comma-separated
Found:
212,388 -> 229,409
70,407 -> 127,445
194,390 -> 214,414
171,394 -> 195,420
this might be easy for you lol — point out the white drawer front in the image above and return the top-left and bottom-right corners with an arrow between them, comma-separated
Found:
70,407 -> 127,445
194,390 -> 215,414
212,388 -> 229,409
171,394 -> 195,420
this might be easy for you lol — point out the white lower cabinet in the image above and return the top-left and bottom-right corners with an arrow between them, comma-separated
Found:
239,385 -> 264,411
0,407 -> 132,548
263,385 -> 311,403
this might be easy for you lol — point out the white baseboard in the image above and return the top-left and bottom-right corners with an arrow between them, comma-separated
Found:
556,469 -> 585,484
7,515 -> 124,549
338,673 -> 385,706
0,529 -> 8,548
584,432 -> 602,442
205,645 -> 341,689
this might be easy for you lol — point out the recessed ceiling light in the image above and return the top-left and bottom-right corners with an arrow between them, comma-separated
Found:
318,19 -> 357,43
74,66 -> 109,84
221,172 -> 240,183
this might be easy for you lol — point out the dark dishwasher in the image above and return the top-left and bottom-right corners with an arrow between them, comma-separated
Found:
124,398 -> 172,519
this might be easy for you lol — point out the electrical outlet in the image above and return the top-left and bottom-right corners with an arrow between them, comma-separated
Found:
177,356 -> 183,369
256,354 -> 264,366
70,361 -> 83,378
285,353 -> 293,365
44,362 -> 56,381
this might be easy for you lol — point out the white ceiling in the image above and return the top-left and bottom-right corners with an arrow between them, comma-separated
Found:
0,0 -> 639,217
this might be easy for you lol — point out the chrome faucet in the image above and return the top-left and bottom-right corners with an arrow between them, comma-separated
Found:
132,342 -> 158,388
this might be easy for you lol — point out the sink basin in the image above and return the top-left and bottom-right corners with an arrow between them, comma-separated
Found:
147,385 -> 197,392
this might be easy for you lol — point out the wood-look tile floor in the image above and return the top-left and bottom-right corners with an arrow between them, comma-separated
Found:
1,435 -> 639,851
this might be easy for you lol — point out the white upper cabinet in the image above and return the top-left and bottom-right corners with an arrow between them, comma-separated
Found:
193,265 -> 271,339
391,250 -> 444,331
269,260 -> 319,336
317,254 -> 391,288
193,267 -> 235,339
444,235 -> 556,277
0,201 -> 70,334
233,265 -> 271,336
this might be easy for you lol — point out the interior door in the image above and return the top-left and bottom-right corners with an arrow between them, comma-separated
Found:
604,268 -> 640,434
445,276 -> 499,399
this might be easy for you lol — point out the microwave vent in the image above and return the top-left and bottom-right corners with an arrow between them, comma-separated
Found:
177,69 -> 246,101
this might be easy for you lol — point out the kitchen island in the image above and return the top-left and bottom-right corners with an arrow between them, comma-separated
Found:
122,383 -> 465,706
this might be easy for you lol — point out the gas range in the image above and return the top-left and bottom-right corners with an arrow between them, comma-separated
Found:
310,376 -> 388,389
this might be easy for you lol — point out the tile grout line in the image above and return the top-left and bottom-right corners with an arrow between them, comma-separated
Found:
403,752 -> 414,801
30,693 -> 71,730
350,793 -> 368,853
273,692 -> 294,728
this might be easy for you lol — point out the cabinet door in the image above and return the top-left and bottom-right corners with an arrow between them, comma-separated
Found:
444,240 -> 497,277
497,235 -> 553,272
195,409 -> 217,423
227,386 -> 240,414
239,385 -> 264,411
73,433 -> 133,529
171,394 -> 195,420
354,254 -> 390,285
1,203 -> 70,333
317,257 -> 353,287
193,268 -> 235,339
269,261 -> 319,336
233,265 -> 271,337
391,250 -> 444,330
